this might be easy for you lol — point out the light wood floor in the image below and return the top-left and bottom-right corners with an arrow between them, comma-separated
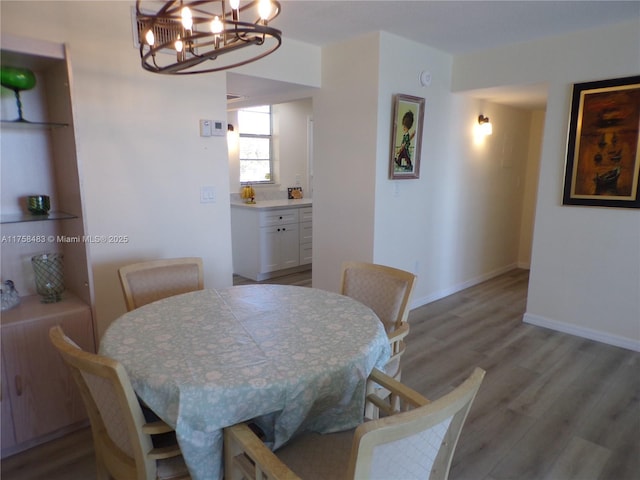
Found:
2,268 -> 638,479
402,269 -> 639,480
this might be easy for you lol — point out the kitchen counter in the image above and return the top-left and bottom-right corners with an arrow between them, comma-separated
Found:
230,198 -> 312,210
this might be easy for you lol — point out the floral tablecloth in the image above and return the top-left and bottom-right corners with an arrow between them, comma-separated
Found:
100,284 -> 390,480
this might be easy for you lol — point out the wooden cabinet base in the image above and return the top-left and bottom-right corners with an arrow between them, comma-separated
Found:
1,294 -> 94,457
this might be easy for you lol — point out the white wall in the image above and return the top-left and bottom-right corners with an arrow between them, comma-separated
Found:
453,20 -> 640,349
1,1 -> 231,337
1,1 -> 321,338
273,98 -> 313,195
312,33 -> 380,290
313,32 -> 535,307
518,109 -> 545,268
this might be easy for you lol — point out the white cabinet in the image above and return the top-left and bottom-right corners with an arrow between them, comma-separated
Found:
258,212 -> 300,273
231,204 -> 312,281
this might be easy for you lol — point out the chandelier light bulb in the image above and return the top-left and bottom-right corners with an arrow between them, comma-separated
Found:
258,0 -> 272,20
181,6 -> 193,30
229,0 -> 240,10
175,37 -> 184,52
211,16 -> 223,34
145,29 -> 155,46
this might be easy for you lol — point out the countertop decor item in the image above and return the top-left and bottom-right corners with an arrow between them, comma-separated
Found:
135,0 -> 282,74
287,187 -> 303,199
31,253 -> 65,303
0,280 -> 20,311
240,184 -> 256,204
27,195 -> 50,215
0,65 -> 36,123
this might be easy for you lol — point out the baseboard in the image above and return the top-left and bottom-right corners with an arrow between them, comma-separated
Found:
524,313 -> 640,352
410,263 -> 521,309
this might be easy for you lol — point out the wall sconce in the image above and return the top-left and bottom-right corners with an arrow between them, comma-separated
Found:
227,123 -> 239,152
478,115 -> 492,136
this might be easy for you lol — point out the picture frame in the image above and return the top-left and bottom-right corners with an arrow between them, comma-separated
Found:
389,94 -> 425,179
562,75 -> 640,208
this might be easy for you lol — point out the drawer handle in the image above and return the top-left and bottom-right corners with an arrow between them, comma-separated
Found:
15,375 -> 22,396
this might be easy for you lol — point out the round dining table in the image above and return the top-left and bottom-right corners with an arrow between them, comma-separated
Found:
100,284 -> 391,480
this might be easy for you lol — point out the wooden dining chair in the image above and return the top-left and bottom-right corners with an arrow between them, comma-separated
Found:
118,257 -> 204,311
49,325 -> 190,480
340,261 -> 416,410
224,367 -> 485,480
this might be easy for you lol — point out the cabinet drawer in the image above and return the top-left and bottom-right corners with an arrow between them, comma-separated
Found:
299,221 -> 313,244
259,209 -> 299,227
299,207 -> 313,223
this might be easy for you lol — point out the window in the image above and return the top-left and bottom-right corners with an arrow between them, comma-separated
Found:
238,105 -> 272,183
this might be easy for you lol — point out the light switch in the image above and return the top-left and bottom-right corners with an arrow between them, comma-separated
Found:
200,186 -> 216,203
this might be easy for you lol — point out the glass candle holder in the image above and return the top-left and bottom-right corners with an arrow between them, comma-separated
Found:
31,253 -> 65,303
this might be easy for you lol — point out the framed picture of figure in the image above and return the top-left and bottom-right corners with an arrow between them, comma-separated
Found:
389,94 -> 424,179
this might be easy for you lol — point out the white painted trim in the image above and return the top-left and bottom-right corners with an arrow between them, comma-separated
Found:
410,263 -> 520,310
524,313 -> 640,352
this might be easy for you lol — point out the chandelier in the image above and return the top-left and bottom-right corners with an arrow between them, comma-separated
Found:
136,0 -> 282,74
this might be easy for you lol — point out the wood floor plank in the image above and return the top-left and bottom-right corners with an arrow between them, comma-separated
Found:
507,348 -> 596,418
450,407 -> 536,480
543,436 -> 611,480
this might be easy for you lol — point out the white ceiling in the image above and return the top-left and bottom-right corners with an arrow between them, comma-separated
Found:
229,0 -> 640,108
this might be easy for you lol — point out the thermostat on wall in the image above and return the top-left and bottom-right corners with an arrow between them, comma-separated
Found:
211,120 -> 226,136
199,119 -> 226,137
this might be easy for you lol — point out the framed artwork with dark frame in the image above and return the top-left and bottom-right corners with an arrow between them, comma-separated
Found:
389,94 -> 424,179
562,75 -> 640,208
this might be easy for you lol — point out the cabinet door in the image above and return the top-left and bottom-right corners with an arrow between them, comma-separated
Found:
1,355 -> 16,449
279,224 -> 300,269
1,309 -> 92,444
259,226 -> 282,273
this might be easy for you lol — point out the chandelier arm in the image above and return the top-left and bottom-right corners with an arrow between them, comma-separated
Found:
136,0 -> 282,75
141,33 -> 280,74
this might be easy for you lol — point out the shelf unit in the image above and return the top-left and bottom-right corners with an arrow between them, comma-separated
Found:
1,34 -> 96,457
